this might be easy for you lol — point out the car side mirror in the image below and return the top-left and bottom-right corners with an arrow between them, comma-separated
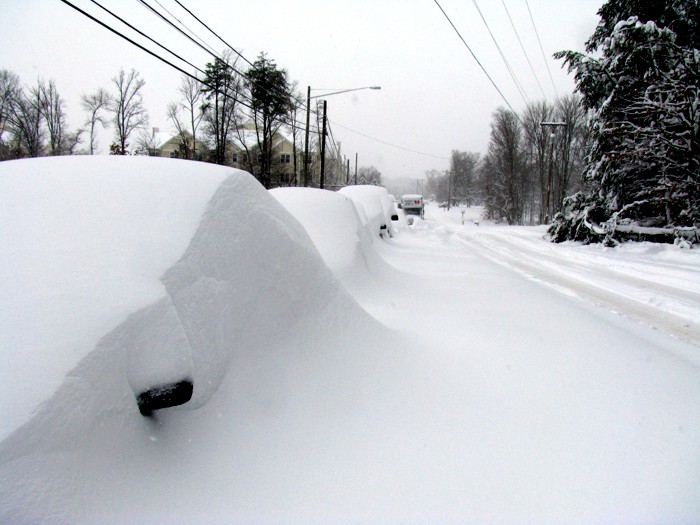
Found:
391,214 -> 399,221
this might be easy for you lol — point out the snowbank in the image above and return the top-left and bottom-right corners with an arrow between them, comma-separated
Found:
270,187 -> 395,293
338,184 -> 397,239
0,156 -> 396,523
2,163 -> 698,523
0,156 -> 229,437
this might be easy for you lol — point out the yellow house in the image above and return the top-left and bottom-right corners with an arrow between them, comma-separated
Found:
229,123 -> 300,187
156,131 -> 207,161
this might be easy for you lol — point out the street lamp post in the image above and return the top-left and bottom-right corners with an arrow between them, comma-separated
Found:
303,86 -> 381,187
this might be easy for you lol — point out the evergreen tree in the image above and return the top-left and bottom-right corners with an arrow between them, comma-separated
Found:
245,53 -> 292,188
550,0 -> 700,244
201,52 -> 241,165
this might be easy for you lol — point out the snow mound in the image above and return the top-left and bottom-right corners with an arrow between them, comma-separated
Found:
1,156 -> 396,523
0,156 -> 229,437
338,184 -> 397,239
270,187 -> 394,291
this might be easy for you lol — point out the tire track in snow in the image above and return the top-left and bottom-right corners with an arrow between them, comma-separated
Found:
474,231 -> 700,302
457,230 -> 700,348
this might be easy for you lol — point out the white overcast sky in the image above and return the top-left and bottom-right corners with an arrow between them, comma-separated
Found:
1,0 -> 602,180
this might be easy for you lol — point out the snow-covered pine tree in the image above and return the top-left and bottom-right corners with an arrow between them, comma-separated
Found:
550,0 -> 700,245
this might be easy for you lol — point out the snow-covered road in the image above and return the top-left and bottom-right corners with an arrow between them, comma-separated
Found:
415,204 -> 700,355
351,204 -> 700,521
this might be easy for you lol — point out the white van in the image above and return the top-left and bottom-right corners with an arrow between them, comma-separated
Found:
400,194 -> 424,219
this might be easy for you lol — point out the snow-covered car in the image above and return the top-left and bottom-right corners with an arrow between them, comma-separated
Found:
0,155 -> 405,522
400,194 -> 425,219
0,156 -> 369,423
339,184 -> 397,239
271,187 -> 393,290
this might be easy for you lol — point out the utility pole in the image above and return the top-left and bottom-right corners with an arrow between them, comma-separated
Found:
354,153 -> 358,185
540,121 -> 566,223
319,100 -> 327,189
446,170 -> 452,211
303,86 -> 311,187
346,158 -> 350,185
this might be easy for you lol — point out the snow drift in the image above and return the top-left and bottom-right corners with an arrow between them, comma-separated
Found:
0,156 -> 228,436
270,187 -> 396,294
338,184 -> 397,239
1,157 -> 699,524
0,156 -> 398,522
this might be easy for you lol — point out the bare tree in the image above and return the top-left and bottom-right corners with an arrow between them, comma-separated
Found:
0,70 -> 22,157
482,108 -> 526,224
552,95 -> 588,214
110,69 -> 148,155
357,166 -> 382,185
134,127 -> 160,156
81,88 -> 111,155
166,101 -> 189,158
286,81 -> 305,186
39,79 -> 68,155
7,80 -> 45,158
522,100 -> 554,223
450,150 -> 481,206
167,74 -> 204,160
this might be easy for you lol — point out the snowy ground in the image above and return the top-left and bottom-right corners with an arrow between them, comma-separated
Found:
416,203 -> 700,355
1,158 -> 699,524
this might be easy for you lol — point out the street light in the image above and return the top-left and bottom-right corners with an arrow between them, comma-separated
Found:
303,86 -> 381,188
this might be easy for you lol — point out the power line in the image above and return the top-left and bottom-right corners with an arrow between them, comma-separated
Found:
152,0 -> 221,58
62,1 -> 442,165
500,0 -> 546,100
89,0 -> 206,77
524,0 -> 559,99
471,0 -> 529,106
330,119 -> 450,161
135,0 -> 282,113
173,0 -> 254,68
59,0 -> 255,111
160,1 -> 307,114
431,0 -> 521,121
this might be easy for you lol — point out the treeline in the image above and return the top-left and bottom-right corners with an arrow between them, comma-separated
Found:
435,0 -> 699,246
423,94 -> 589,226
0,67 -> 151,160
0,51 -> 361,190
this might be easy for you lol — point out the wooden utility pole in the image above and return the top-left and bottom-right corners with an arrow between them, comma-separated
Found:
446,169 -> 452,210
303,86 -> 311,187
319,100 -> 327,189
540,121 -> 566,223
354,153 -> 358,185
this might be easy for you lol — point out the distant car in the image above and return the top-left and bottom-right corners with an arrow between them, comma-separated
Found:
401,194 -> 424,219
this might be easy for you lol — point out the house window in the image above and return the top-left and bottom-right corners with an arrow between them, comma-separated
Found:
280,153 -> 291,164
232,153 -> 238,164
